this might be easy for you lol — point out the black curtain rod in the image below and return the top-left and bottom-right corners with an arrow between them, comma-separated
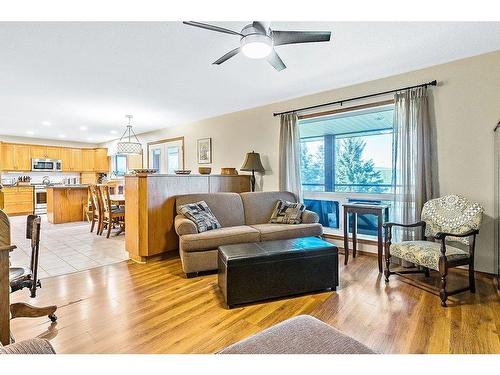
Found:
273,80 -> 438,117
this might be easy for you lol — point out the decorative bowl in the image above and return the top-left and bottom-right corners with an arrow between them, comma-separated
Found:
220,167 -> 238,175
131,169 -> 158,174
174,170 -> 192,175
198,167 -> 212,175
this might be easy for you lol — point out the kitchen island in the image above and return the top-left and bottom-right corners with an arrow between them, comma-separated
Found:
46,185 -> 88,224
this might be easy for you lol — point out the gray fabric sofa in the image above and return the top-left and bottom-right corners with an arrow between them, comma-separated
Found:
219,315 -> 375,354
174,191 -> 322,276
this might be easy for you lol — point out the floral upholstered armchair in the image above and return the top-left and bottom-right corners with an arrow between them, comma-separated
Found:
383,195 -> 483,307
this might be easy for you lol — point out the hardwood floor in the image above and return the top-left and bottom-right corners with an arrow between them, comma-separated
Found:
9,252 -> 500,354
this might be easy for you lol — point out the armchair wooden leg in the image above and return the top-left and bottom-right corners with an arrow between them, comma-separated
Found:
90,217 -> 96,233
10,302 -> 57,322
440,272 -> 448,307
384,254 -> 391,282
469,265 -> 476,293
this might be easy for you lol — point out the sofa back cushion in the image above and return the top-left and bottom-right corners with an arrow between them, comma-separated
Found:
176,193 -> 245,227
240,191 -> 297,225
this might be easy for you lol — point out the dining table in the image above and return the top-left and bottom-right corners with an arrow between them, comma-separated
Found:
110,194 -> 125,205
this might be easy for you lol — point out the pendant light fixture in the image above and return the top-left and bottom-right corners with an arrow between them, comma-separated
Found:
116,115 -> 142,155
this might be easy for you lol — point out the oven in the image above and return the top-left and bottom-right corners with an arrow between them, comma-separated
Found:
34,185 -> 47,214
32,158 -> 62,172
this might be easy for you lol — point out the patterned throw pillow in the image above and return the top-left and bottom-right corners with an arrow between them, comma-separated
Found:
269,200 -> 305,224
178,201 -> 221,233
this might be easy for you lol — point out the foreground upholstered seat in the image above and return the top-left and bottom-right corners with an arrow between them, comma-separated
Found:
0,338 -> 55,354
384,194 -> 483,307
219,315 -> 374,354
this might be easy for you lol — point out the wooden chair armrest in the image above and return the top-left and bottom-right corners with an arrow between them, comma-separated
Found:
0,245 -> 16,252
383,221 -> 426,229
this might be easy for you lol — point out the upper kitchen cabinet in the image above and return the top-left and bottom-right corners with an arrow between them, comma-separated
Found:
0,142 -> 108,172
82,149 -> 95,171
0,143 -> 31,171
30,145 -> 61,160
70,148 -> 83,171
60,147 -> 82,171
94,148 -> 109,172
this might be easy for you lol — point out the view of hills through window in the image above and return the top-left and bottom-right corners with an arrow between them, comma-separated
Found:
299,104 -> 394,193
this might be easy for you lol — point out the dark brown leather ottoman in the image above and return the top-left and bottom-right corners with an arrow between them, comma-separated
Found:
218,237 -> 338,308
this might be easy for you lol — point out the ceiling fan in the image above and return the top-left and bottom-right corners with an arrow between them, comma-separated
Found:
183,21 -> 332,71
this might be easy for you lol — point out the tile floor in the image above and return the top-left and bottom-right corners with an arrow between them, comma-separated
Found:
9,215 -> 128,278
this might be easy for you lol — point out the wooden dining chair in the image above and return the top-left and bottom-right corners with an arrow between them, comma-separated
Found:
9,215 -> 57,326
98,185 -> 125,238
88,185 -> 102,234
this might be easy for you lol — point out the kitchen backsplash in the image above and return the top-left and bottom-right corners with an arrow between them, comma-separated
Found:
1,171 -> 81,184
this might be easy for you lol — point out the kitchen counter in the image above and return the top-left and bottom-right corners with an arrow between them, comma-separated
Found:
46,186 -> 88,224
48,184 -> 89,189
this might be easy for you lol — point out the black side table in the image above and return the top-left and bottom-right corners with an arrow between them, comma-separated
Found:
342,203 -> 389,273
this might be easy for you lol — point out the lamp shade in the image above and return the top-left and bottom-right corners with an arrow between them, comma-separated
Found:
240,151 -> 265,172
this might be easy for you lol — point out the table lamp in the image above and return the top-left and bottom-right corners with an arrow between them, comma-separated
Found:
240,151 -> 265,192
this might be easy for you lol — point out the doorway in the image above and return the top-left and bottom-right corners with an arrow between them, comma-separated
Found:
147,137 -> 184,174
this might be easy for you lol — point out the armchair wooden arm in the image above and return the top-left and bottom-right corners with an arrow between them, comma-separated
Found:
383,221 -> 426,229
0,245 -> 16,252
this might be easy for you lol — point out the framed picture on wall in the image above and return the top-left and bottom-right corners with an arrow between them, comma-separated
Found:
197,138 -> 212,164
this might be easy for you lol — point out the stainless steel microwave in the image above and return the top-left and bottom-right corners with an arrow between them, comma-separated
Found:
31,158 -> 62,172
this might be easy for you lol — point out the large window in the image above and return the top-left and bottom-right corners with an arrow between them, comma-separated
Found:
299,103 -> 395,237
112,154 -> 128,176
300,104 -> 394,193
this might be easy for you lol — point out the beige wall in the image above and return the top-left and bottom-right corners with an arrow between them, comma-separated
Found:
102,50 -> 500,273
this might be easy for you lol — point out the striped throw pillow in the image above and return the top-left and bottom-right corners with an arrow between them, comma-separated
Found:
269,200 -> 305,224
178,201 -> 221,233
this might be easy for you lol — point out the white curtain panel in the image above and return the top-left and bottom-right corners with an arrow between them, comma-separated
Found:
494,124 -> 500,285
279,113 -> 303,202
392,86 -> 433,242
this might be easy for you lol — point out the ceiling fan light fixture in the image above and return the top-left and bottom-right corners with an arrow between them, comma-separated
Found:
241,34 -> 272,59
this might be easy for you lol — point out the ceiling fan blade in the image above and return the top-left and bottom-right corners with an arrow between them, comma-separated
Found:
272,30 -> 331,46
213,47 -> 240,65
183,21 -> 243,36
266,50 -> 286,71
252,21 -> 269,35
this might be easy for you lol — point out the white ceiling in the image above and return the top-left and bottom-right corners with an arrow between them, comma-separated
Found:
0,22 -> 499,144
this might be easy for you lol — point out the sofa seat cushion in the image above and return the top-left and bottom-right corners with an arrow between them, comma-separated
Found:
251,223 -> 322,242
390,241 -> 469,271
180,225 -> 260,252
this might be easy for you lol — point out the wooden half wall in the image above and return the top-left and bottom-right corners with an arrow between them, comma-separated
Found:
124,174 -> 251,262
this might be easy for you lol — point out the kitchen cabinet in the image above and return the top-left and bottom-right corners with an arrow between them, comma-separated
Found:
71,149 -> 82,171
61,148 -> 83,172
1,186 -> 33,216
46,186 -> 87,224
94,148 -> 109,172
0,143 -> 31,171
0,142 -> 108,173
60,148 -> 72,171
30,145 -> 61,160
82,149 -> 95,171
